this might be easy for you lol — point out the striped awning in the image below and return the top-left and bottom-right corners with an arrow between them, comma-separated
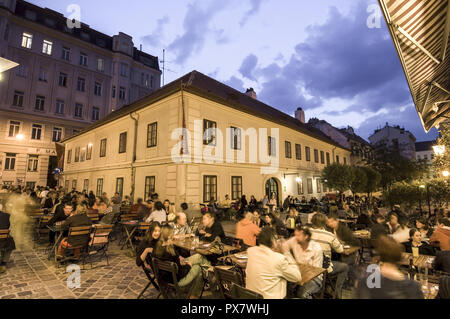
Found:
379,0 -> 450,132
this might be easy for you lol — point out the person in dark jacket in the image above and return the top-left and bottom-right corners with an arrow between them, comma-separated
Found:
0,209 -> 15,274
356,236 -> 424,299
402,229 -> 435,256
136,222 -> 161,268
196,212 -> 225,243
370,214 -> 389,247
56,204 -> 92,259
433,250 -> 450,274
48,202 -> 73,243
435,276 -> 450,299
43,192 -> 59,211
265,213 -> 287,237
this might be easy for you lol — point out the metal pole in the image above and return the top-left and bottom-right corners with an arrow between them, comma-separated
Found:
426,184 -> 431,216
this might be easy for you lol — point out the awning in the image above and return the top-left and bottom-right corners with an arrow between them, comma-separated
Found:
379,0 -> 450,132
0,57 -> 18,73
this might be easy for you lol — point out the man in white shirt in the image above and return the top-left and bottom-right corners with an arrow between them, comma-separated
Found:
282,226 -> 323,298
246,227 -> 302,299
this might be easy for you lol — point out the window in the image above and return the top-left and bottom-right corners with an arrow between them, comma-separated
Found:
147,122 -> 158,148
119,87 -> 126,100
42,40 -> 52,55
5,153 -> 16,170
203,176 -> 217,202
297,179 -> 304,195
64,180 -> 70,191
79,53 -> 88,66
116,178 -> 124,198
119,132 -> 127,153
295,144 -> 302,160
21,32 -> 33,49
203,119 -> 217,146
314,149 -> 319,163
97,58 -> 104,71
52,127 -> 62,142
31,124 -> 42,140
72,180 -> 77,190
145,176 -> 156,200
285,141 -> 292,159
344,157 -> 347,165
83,179 -> 89,192
112,86 -> 116,99
74,103 -> 83,118
230,127 -> 241,150
62,47 -> 70,61
336,155 -> 340,164
55,100 -> 64,114
77,77 -> 85,92
120,63 -> 128,77
305,146 -> 311,162
94,82 -> 102,96
307,178 -> 313,194
231,176 -> 242,200
27,155 -> 38,172
74,147 -> 80,162
80,148 -> 86,162
8,121 -> 20,137
96,179 -> 103,196
15,64 -> 28,78
38,68 -> 47,82
92,107 -> 100,121
35,95 -> 45,111
86,144 -> 93,160
100,139 -> 107,157
316,179 -> 322,193
268,136 -> 276,157
13,91 -> 24,107
67,150 -> 72,164
326,152 -> 330,165
58,73 -> 67,87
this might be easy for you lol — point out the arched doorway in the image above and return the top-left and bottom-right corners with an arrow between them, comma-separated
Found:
265,178 -> 280,207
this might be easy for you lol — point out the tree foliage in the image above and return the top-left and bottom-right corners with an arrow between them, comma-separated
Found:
321,163 -> 355,194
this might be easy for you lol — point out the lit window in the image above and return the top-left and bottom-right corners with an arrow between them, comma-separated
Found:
52,127 -> 62,142
21,32 -> 33,49
31,124 -> 42,140
42,40 -> 52,55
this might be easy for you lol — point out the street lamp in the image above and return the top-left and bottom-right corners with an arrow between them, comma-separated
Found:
16,134 -> 24,141
443,170 -> 450,178
433,145 -> 446,157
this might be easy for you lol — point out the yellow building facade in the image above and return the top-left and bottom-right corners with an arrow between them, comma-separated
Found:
63,71 -> 350,208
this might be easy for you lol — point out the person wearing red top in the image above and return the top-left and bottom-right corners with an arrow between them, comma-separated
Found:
430,218 -> 450,251
236,212 -> 261,247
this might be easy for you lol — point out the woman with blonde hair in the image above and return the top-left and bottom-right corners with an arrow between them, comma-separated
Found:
154,224 -> 210,299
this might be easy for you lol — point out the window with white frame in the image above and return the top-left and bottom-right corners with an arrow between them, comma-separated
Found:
21,32 -> 33,49
27,155 -> 38,172
79,53 -> 88,66
97,58 -> 104,71
92,107 -> 99,121
31,124 -> 42,140
94,82 -> 102,96
62,47 -> 70,61
230,126 -> 241,150
55,100 -> 64,114
38,67 -> 47,82
35,95 -> 45,111
8,121 -> 20,137
13,91 -> 24,107
119,87 -> 126,100
42,40 -> 52,55
77,77 -> 85,92
96,178 -> 103,196
52,127 -> 62,142
74,103 -> 83,118
58,72 -> 68,87
5,153 -> 16,170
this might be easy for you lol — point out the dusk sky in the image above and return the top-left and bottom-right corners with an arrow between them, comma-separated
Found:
28,0 -> 439,142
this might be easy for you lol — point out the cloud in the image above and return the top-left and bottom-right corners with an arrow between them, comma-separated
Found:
168,1 -> 229,65
240,0 -> 266,26
141,15 -> 169,48
238,54 -> 258,80
223,76 -> 246,92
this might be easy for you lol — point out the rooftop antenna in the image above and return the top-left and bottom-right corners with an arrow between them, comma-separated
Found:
160,49 -> 176,86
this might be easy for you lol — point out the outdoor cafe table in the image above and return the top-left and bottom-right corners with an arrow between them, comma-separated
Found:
119,220 -> 141,254
172,237 -> 238,256
46,223 -> 65,261
353,230 -> 371,240
221,252 -> 326,286
400,253 -> 435,270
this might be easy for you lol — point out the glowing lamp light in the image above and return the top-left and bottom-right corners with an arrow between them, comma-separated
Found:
16,134 -> 24,141
443,171 -> 450,178
419,185 -> 426,189
296,177 -> 302,183
433,145 -> 445,156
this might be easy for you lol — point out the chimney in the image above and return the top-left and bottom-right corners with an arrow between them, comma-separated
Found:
245,88 -> 257,99
295,107 -> 305,124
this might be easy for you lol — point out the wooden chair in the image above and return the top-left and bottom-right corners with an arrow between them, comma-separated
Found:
229,283 -> 264,299
133,223 -> 151,245
223,236 -> 246,252
57,226 -> 92,268
120,213 -> 138,222
87,212 -> 100,224
87,225 -> 113,268
0,229 -> 10,240
35,215 -> 52,247
121,206 -> 131,214
213,266 -> 245,299
137,252 -> 161,299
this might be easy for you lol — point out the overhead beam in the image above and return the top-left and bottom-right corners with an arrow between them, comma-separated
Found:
432,81 -> 450,95
441,0 -> 450,61
392,23 -> 441,64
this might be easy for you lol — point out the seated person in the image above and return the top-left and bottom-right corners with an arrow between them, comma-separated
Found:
138,200 -> 153,221
171,213 -> 193,239
415,218 -> 433,239
370,214 -> 389,246
326,213 -> 360,247
356,236 -> 424,299
402,229 -> 435,256
48,202 -> 73,243
285,206 -> 302,230
429,218 -> 450,251
195,212 -> 225,243
283,226 -> 323,299
265,213 -> 287,237
433,250 -> 450,273
56,204 -> 93,260
253,209 -> 267,229
246,227 -> 302,299
99,203 -> 121,225
236,212 -> 261,247
92,197 -> 108,215
388,213 -> 410,244
310,213 -> 349,299
0,206 -> 15,274
356,212 -> 372,229
130,198 -> 144,214
154,224 -> 211,299
145,201 -> 167,224
43,191 -> 59,211
136,222 -> 161,268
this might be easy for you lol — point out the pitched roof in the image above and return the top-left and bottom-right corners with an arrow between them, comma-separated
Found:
338,129 -> 371,147
63,70 -> 349,151
415,140 -> 436,152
